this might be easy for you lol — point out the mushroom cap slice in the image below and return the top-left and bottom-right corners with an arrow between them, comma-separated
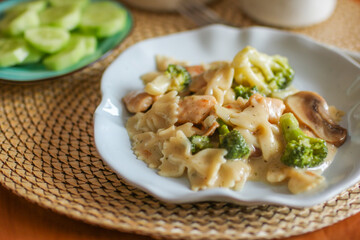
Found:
285,91 -> 347,147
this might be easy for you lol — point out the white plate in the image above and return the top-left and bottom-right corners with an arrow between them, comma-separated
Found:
94,25 -> 360,207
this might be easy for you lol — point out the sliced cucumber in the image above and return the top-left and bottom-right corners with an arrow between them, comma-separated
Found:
0,38 -> 29,67
6,0 -> 47,14
83,36 -> 97,56
24,27 -> 70,53
79,2 -> 127,38
49,0 -> 89,9
43,35 -> 87,70
0,9 -> 39,36
21,45 -> 44,65
40,5 -> 81,30
72,34 -> 97,56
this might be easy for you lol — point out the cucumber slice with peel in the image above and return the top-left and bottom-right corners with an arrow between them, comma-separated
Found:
0,38 -> 29,67
24,27 -> 70,54
21,45 -> 44,65
40,5 -> 81,30
72,34 -> 97,56
6,0 -> 47,14
49,0 -> 89,9
0,9 -> 39,36
83,36 -> 97,56
43,35 -> 87,71
79,2 -> 126,38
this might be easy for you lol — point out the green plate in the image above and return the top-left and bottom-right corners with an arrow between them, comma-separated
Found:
0,0 -> 133,82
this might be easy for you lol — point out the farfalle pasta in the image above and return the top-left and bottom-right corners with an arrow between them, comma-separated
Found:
123,46 -> 347,194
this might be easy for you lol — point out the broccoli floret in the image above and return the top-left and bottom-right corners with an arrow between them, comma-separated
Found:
233,84 -> 260,99
189,135 -> 212,154
220,130 -> 250,160
216,119 -> 250,159
144,64 -> 191,95
232,46 -> 294,95
217,118 -> 230,143
280,113 -> 328,168
165,64 -> 191,92
266,56 -> 294,91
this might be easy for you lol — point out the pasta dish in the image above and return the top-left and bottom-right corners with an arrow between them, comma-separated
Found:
123,46 -> 347,194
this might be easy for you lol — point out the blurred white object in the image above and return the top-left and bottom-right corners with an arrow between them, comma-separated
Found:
238,0 -> 337,28
121,0 -> 214,12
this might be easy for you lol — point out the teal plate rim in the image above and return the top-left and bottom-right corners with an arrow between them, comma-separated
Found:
0,0 -> 133,82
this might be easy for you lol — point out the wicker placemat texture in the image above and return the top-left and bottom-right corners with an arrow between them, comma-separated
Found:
0,0 -> 360,239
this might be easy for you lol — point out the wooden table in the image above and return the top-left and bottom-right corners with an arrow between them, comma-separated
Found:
0,184 -> 359,240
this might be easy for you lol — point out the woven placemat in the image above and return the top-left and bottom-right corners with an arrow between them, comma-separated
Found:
0,0 -> 360,239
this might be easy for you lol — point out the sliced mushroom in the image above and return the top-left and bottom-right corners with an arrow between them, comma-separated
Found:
285,91 -> 347,147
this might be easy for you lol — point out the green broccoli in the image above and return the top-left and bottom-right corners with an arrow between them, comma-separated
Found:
189,135 -> 212,154
233,84 -> 260,99
165,64 -> 191,92
220,130 -> 250,160
217,118 -> 230,144
232,46 -> 295,95
216,118 -> 250,160
280,113 -> 328,168
266,56 -> 294,91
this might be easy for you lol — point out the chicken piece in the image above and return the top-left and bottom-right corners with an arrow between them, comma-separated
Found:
199,114 -> 220,136
189,73 -> 207,92
123,91 -> 155,113
185,65 -> 205,78
263,97 -> 286,124
243,94 -> 285,124
202,121 -> 219,136
177,95 -> 217,124
188,114 -> 220,137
